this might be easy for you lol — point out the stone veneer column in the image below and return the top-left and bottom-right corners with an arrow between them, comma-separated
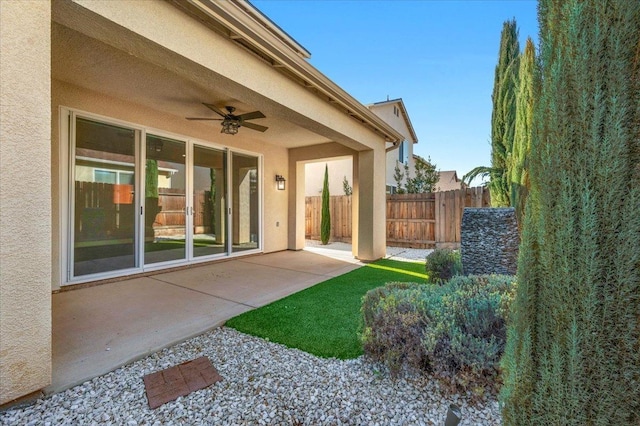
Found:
0,1 -> 52,404
461,208 -> 519,276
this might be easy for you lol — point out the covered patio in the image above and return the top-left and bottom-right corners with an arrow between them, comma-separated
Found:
2,0 -> 400,404
49,248 -> 362,394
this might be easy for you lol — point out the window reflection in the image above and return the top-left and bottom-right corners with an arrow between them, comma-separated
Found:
73,117 -> 136,276
144,135 -> 186,264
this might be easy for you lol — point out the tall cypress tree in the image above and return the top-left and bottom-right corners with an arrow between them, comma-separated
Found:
320,164 -> 331,245
491,19 -> 520,206
510,37 -> 536,226
500,1 -> 640,424
464,19 -> 520,204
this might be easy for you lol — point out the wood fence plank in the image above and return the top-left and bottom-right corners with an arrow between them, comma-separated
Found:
305,187 -> 488,248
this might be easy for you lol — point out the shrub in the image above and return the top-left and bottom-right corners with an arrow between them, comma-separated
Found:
360,282 -> 435,377
361,275 -> 516,398
424,249 -> 462,284
424,275 -> 516,397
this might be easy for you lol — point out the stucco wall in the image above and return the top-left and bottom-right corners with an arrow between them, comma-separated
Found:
0,1 -> 52,404
305,159 -> 353,196
305,102 -> 418,195
52,80 -> 289,289
369,103 -> 416,190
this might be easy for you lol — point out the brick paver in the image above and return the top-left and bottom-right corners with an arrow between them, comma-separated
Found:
143,356 -> 222,409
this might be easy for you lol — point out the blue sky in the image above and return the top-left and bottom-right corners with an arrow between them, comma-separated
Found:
252,0 -> 539,183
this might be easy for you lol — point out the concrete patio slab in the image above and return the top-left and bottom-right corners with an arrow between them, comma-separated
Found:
156,251 -> 361,307
48,248 -> 362,395
50,277 -> 249,393
241,249 -> 361,276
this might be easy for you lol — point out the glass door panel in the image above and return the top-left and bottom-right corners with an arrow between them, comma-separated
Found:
144,135 -> 186,264
73,117 -> 137,277
193,145 -> 227,257
231,152 -> 259,253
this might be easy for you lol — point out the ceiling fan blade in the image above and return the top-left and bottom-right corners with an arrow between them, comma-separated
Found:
238,111 -> 265,121
202,103 -> 227,117
186,117 -> 223,121
241,121 -> 268,132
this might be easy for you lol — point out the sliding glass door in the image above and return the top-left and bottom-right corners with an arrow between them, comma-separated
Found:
231,152 -> 259,253
144,135 -> 187,265
193,145 -> 227,257
67,112 -> 261,283
73,117 -> 137,277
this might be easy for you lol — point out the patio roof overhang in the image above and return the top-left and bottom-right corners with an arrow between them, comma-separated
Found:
173,0 -> 404,144
52,0 -> 404,151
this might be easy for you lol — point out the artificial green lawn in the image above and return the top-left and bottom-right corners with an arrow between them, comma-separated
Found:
225,258 -> 428,359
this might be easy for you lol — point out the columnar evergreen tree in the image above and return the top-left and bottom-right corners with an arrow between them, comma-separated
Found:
500,1 -> 640,424
464,19 -> 520,205
320,164 -> 331,245
510,37 -> 536,226
490,19 -> 520,206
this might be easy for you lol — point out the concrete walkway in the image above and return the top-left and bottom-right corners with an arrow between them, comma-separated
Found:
49,248 -> 362,395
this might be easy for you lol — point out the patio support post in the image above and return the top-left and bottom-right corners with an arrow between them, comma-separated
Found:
351,154 -> 359,257
355,146 -> 386,261
288,159 -> 306,250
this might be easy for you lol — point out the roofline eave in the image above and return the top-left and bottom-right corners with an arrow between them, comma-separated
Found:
182,0 -> 404,143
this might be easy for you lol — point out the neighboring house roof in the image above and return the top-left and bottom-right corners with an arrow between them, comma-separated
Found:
367,98 -> 419,144
173,0 -> 404,144
437,170 -> 466,192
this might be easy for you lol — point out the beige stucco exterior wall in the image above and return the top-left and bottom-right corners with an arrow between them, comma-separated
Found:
305,159 -> 353,196
288,143 -> 358,250
52,80 -> 289,289
369,103 -> 417,189
305,143 -> 413,195
356,147 -> 387,260
386,143 -> 416,189
289,142 -> 386,261
0,1 -> 52,404
306,102 -> 418,196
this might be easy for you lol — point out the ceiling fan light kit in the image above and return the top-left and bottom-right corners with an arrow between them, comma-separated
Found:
221,118 -> 240,135
186,103 -> 268,135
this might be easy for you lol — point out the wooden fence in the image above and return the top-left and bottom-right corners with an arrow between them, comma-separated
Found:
75,182 -> 215,240
305,195 -> 353,242
305,187 -> 490,249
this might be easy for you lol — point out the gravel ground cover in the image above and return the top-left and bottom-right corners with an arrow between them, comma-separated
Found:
3,245 -> 496,425
1,328 -> 499,425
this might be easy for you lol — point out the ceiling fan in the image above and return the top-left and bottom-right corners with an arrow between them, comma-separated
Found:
186,103 -> 268,135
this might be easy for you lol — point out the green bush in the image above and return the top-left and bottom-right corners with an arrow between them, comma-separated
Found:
360,282 -> 441,377
361,275 -> 516,398
424,249 -> 462,284
425,275 -> 516,397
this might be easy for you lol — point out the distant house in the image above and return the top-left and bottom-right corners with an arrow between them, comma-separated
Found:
305,98 -> 419,195
436,170 -> 466,192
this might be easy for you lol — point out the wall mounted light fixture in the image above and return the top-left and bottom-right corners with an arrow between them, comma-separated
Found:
276,175 -> 286,190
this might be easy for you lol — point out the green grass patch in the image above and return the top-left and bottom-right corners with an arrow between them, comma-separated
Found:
225,259 -> 427,359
